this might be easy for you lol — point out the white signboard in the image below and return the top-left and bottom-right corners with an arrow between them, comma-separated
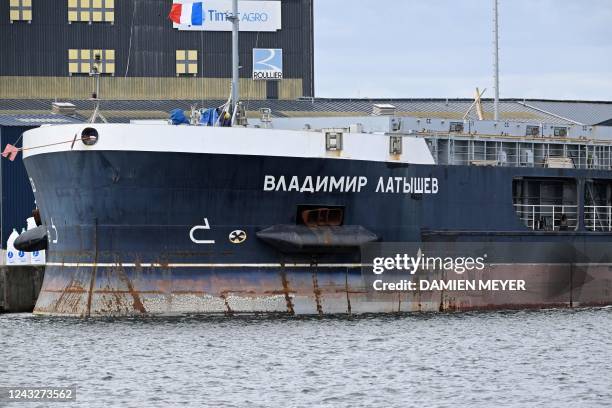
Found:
252,48 -> 283,80
172,0 -> 281,32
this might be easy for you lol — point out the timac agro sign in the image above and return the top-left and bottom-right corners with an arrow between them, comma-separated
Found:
172,0 -> 281,32
252,48 -> 283,80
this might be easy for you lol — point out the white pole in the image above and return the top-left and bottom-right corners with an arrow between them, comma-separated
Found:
231,0 -> 239,113
552,206 -> 555,230
493,0 -> 500,121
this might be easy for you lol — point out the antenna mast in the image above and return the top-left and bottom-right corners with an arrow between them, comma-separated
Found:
88,52 -> 107,123
229,0 -> 239,113
493,0 -> 500,121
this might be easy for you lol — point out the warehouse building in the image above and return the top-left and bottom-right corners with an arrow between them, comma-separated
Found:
0,0 -> 314,100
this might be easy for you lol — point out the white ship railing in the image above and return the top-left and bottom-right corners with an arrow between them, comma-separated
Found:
426,135 -> 612,169
513,204 -> 578,231
584,205 -> 612,231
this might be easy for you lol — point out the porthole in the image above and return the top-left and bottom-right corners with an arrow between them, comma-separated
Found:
81,127 -> 99,146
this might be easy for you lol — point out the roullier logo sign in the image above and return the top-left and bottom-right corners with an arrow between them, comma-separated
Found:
252,49 -> 283,80
171,0 -> 281,32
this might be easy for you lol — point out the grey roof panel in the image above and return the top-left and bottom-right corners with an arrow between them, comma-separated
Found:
519,101 -> 612,125
1,98 -> 612,125
0,114 -> 83,127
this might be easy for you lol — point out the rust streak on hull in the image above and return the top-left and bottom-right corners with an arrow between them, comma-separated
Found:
345,270 -> 352,315
311,262 -> 323,316
32,260 -> 612,316
220,293 -> 234,316
115,262 -> 146,314
279,265 -> 295,315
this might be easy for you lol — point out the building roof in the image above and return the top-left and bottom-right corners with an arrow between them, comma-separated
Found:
519,100 -> 612,125
598,118 -> 612,127
1,98 -> 612,125
0,113 -> 84,127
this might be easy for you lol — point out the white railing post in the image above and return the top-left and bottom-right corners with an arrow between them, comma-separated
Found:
552,206 -> 555,230
586,206 -> 589,230
515,204 -> 579,231
587,206 -> 590,231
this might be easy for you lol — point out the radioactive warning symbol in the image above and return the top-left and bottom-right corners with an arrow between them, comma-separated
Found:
228,230 -> 247,244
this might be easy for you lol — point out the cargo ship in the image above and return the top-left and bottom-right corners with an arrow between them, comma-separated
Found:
16,1 -> 612,316
19,110 -> 612,315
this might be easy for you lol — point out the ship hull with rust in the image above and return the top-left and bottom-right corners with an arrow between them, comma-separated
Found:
25,149 -> 612,316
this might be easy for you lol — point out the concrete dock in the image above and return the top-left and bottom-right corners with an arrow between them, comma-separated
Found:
0,260 -> 44,313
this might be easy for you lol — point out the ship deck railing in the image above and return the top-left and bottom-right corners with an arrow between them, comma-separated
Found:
419,133 -> 612,170
411,130 -> 612,145
513,204 -> 578,231
584,205 -> 612,232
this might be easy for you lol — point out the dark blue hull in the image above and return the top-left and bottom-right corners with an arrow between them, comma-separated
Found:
24,150 -> 612,315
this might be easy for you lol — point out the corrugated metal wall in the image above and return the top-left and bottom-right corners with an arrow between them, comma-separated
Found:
0,0 -> 314,98
0,126 -> 36,248
0,76 -> 303,100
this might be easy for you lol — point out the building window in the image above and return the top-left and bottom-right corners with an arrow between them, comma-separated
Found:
9,0 -> 32,23
176,50 -> 198,76
68,0 -> 114,24
68,49 -> 115,75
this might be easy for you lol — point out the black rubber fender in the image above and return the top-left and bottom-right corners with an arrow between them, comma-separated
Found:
14,225 -> 48,252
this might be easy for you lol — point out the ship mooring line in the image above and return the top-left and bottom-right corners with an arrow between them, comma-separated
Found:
3,136 -> 97,161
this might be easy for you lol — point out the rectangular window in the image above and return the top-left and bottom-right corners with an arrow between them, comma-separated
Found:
449,122 -> 464,133
526,125 -> 540,137
513,177 -> 577,231
296,205 -> 345,227
68,0 -> 114,23
68,49 -> 115,75
553,127 -> 568,137
9,0 -> 32,22
585,179 -> 612,231
176,50 -> 198,76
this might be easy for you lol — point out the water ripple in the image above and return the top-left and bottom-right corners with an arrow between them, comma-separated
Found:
1,308 -> 612,407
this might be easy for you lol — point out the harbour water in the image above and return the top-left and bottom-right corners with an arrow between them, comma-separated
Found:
2,308 -> 612,407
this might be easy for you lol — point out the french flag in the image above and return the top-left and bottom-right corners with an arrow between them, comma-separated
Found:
169,2 -> 204,26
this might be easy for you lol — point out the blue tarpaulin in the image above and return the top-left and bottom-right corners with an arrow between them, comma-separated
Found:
199,108 -> 219,126
170,109 -> 189,125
